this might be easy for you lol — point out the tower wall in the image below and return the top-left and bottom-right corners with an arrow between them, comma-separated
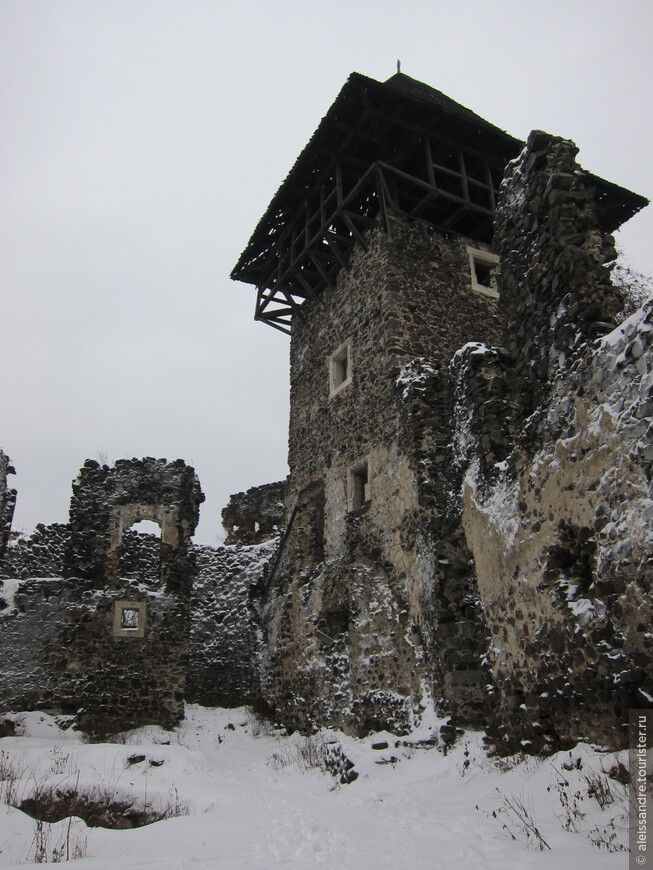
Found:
262,217 -> 503,734
287,217 -> 502,558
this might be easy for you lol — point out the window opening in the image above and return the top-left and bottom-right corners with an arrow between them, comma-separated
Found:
348,459 -> 371,512
467,246 -> 500,299
121,607 -> 140,630
329,339 -> 352,397
129,519 -> 161,537
112,599 -> 146,638
119,518 -> 162,582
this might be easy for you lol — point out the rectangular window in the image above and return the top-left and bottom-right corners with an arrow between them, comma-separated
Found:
467,246 -> 500,299
329,339 -> 352,397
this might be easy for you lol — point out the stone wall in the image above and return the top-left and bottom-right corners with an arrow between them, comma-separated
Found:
1,130 -> 649,753
262,216 -> 504,735
187,539 -> 279,707
259,133 -> 652,751
457,131 -> 653,753
221,481 -> 285,545
65,457 -> 204,594
0,457 -> 205,735
0,451 -> 16,562
0,456 -> 286,731
0,523 -> 69,581
395,355 -> 492,727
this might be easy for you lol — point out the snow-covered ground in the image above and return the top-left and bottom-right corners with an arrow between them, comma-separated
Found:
0,705 -> 630,868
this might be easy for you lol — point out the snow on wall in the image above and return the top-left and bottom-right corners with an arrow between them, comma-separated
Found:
457,131 -> 653,753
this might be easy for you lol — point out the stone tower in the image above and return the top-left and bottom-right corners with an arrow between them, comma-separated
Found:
231,72 -> 646,737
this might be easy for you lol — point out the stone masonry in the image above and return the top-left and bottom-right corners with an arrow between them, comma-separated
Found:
0,458 -> 205,735
457,131 -> 653,753
0,458 -> 286,734
221,481 -> 285,546
255,132 -> 651,751
260,217 -> 504,735
1,95 -> 651,757
0,451 -> 16,563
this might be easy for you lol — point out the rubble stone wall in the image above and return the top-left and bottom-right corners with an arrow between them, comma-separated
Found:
221,481 -> 285,545
457,131 -> 653,752
0,451 -> 16,562
0,458 -> 205,735
263,217 -> 504,734
0,523 -> 69,581
0,458 -> 283,730
187,539 -> 278,707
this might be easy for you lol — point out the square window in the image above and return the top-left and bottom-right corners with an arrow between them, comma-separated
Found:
467,246 -> 500,299
113,599 -> 146,639
348,459 -> 371,512
329,339 -> 352,397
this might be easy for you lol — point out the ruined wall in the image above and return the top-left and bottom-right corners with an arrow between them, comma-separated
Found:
0,531 -> 278,725
0,523 -> 69,581
395,356 -> 494,727
0,457 -> 205,735
263,217 -> 503,734
457,131 -> 653,753
221,481 -> 285,545
0,457 -> 286,730
0,451 -> 16,562
187,539 -> 278,707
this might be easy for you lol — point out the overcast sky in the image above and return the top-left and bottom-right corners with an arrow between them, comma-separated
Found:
1,0 -> 652,544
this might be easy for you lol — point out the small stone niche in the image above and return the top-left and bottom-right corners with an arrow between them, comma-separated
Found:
348,459 -> 371,512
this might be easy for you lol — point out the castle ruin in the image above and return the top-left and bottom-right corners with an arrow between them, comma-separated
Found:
1,72 -> 651,754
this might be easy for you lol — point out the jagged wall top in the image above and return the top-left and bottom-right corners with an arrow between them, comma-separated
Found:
0,451 -> 16,562
64,457 -> 204,593
494,130 -> 625,415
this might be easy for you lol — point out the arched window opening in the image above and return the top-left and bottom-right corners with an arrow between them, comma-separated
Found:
118,518 -> 163,582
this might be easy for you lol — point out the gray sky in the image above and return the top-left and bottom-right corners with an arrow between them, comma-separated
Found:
2,0 -> 652,544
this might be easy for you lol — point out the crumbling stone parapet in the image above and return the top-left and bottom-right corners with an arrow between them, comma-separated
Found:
57,456 -> 205,734
221,481 -> 285,546
0,451 -> 17,563
495,130 -> 622,417
65,457 -> 204,595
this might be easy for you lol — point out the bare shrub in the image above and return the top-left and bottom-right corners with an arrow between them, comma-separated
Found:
0,750 -> 25,807
268,734 -> 328,772
29,813 -> 88,864
489,751 -> 527,773
245,706 -> 276,738
612,259 -> 653,320
580,767 -> 617,811
548,762 -> 586,832
32,817 -> 49,864
478,789 -> 550,851
30,816 -> 88,864
547,760 -> 628,852
588,817 -> 627,853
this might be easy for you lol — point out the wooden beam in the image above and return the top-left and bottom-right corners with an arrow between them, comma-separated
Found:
291,266 -> 320,301
324,233 -> 352,271
308,250 -> 335,289
341,212 -> 369,250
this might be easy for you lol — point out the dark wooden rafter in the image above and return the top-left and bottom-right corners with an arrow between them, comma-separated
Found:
252,134 -> 505,329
